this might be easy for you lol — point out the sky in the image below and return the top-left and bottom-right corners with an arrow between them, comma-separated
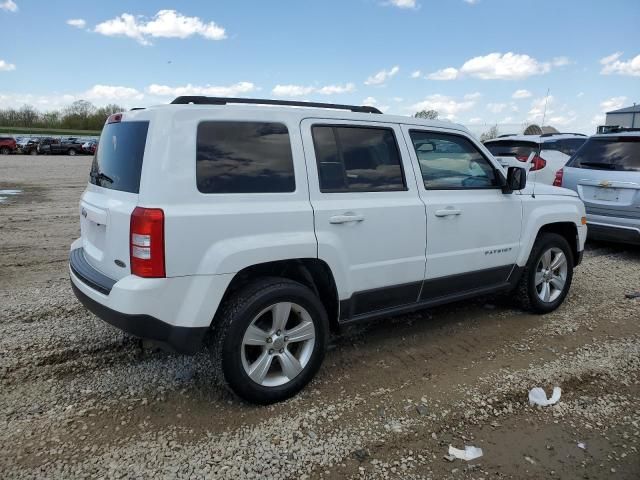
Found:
0,0 -> 639,135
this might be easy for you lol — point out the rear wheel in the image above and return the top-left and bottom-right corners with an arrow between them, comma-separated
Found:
0,147 -> 9,155
516,233 -> 574,313
68,149 -> 77,156
212,277 -> 328,404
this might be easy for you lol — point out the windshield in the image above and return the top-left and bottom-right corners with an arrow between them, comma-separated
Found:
90,121 -> 149,193
567,136 -> 640,171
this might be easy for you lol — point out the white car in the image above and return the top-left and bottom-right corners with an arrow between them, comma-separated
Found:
70,97 -> 587,404
484,133 -> 587,185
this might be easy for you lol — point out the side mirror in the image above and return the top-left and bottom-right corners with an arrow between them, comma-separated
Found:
502,166 -> 527,194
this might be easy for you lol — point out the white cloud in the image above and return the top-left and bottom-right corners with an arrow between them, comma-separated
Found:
0,59 -> 16,71
467,117 -> 483,124
577,92 -> 584,98
487,102 -> 507,113
464,0 -> 479,4
600,52 -> 640,77
387,0 -> 418,9
512,89 -> 532,99
600,96 -> 627,112
427,67 -> 459,81
148,82 -> 256,98
528,95 -> 554,119
94,10 -> 226,45
0,0 -> 17,12
362,97 -> 389,112
410,94 -> 476,120
548,114 -> 577,126
83,85 -> 144,101
410,70 -> 421,79
365,66 -> 400,85
464,92 -> 482,100
428,52 -> 566,81
316,83 -> 356,95
66,18 -> 87,29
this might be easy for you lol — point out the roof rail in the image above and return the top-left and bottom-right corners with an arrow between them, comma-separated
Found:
540,132 -> 587,137
497,134 -> 517,138
596,125 -> 640,134
170,96 -> 382,114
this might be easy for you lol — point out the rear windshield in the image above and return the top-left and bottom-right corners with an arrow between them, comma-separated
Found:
484,140 -> 538,158
567,137 -> 640,171
541,138 -> 587,156
90,121 -> 149,193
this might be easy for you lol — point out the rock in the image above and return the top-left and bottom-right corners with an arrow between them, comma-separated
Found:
416,404 -> 428,416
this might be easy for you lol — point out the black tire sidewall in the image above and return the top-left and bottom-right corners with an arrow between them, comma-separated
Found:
220,281 -> 328,404
526,233 -> 574,313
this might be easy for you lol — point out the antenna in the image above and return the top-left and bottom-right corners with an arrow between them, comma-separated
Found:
541,88 -> 551,127
526,151 -> 538,198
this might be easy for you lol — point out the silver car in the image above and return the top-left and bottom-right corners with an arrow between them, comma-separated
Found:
560,130 -> 640,245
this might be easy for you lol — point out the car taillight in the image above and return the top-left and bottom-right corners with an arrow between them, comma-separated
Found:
516,154 -> 547,171
553,168 -> 564,187
130,207 -> 165,278
107,113 -> 123,124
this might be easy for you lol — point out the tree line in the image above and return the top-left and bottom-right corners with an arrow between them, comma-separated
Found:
0,101 -> 124,132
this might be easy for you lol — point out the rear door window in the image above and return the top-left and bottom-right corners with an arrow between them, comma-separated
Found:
311,125 -> 406,192
567,137 -> 640,171
196,121 -> 295,194
90,121 -> 149,194
484,140 -> 538,160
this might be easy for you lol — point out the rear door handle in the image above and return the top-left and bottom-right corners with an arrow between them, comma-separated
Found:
435,208 -> 462,217
329,214 -> 365,224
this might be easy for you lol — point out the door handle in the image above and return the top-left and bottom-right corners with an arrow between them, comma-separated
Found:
435,208 -> 462,217
329,213 -> 365,224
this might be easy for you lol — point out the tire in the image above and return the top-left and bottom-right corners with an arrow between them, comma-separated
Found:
30,149 -> 38,156
515,233 -> 574,314
0,147 -> 9,155
68,149 -> 77,156
212,276 -> 329,404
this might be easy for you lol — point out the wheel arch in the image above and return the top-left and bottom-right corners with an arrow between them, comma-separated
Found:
534,222 -> 580,266
214,258 -> 341,332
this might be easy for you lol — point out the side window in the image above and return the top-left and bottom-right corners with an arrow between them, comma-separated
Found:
196,121 -> 295,194
409,131 -> 498,190
311,125 -> 406,192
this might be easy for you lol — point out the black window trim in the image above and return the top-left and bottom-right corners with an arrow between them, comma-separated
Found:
195,119 -> 297,195
409,128 -> 504,191
311,123 -> 409,194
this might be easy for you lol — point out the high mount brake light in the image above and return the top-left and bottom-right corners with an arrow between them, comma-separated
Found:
130,207 -> 165,278
107,113 -> 123,124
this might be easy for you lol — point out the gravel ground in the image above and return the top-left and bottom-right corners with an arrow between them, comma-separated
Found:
1,154 -> 639,479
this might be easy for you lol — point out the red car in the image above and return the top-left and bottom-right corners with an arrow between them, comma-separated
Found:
0,136 -> 17,155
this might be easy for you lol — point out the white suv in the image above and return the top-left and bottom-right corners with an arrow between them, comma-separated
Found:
70,97 -> 587,404
484,133 -> 587,185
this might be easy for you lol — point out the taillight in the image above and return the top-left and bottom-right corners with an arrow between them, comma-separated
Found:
553,168 -> 564,187
130,207 -> 165,278
516,154 -> 547,171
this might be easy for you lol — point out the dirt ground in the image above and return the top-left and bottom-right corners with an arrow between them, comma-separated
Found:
1,154 -> 639,479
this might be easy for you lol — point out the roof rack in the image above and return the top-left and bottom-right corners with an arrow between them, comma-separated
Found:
540,132 -> 587,137
170,96 -> 382,114
497,134 -> 517,138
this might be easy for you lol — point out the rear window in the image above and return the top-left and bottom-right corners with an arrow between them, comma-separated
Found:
90,121 -> 149,194
542,138 -> 586,156
196,121 -> 295,194
484,140 -> 538,159
567,137 -> 640,171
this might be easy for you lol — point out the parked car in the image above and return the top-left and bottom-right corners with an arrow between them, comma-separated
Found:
47,137 -> 85,156
82,139 -> 98,155
558,128 -> 640,245
37,137 -> 60,154
69,97 -> 587,404
484,133 -> 587,185
17,138 -> 40,155
0,136 -> 17,155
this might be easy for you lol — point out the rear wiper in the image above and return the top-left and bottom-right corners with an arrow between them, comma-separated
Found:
90,171 -> 114,184
579,162 -> 617,170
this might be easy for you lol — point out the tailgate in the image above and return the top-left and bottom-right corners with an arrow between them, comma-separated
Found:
79,119 -> 149,281
577,178 -> 640,219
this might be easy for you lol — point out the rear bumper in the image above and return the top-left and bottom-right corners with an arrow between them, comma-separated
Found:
71,281 -> 207,354
586,215 -> 640,245
69,246 -> 233,354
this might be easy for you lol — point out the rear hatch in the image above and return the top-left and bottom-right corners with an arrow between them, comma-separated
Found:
79,119 -> 149,281
563,135 -> 640,219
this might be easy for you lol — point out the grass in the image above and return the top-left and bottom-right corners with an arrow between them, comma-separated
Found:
0,126 -> 101,136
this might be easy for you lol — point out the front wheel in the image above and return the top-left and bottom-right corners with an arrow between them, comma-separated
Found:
212,277 -> 328,404
516,233 -> 574,314
68,149 -> 77,156
0,147 -> 10,155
